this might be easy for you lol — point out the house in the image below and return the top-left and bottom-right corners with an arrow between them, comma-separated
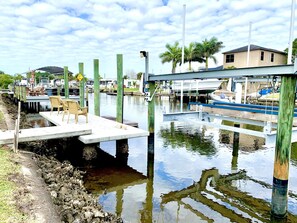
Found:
222,44 -> 286,69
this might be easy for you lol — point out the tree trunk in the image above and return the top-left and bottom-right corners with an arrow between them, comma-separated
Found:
205,57 -> 209,71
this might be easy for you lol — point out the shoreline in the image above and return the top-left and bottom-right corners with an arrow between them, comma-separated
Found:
0,94 -> 121,223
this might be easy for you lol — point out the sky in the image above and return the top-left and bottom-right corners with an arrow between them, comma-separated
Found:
0,0 -> 296,78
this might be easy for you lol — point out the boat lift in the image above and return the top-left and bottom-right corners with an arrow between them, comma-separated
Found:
149,59 -> 297,217
163,101 -> 297,147
150,61 -> 297,148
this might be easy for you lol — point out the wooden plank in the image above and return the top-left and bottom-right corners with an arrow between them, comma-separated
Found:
0,125 -> 92,145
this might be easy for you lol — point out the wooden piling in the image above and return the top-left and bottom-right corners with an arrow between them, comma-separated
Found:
271,75 -> 297,217
64,66 -> 69,99
115,54 -> 128,158
148,82 -> 155,135
79,62 -> 85,106
94,59 -> 100,116
116,54 -> 123,123
147,133 -> 155,178
116,139 -> 128,166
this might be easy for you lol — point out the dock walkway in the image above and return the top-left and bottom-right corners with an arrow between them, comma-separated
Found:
0,112 -> 149,145
39,111 -> 149,144
0,125 -> 92,145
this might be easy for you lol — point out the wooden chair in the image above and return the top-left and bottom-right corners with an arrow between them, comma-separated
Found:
49,96 -> 63,115
66,100 -> 88,124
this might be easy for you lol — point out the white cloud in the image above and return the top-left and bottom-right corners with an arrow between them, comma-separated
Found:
0,0 -> 296,76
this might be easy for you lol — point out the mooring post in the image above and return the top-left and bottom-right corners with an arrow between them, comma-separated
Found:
116,54 -> 128,164
271,75 -> 297,218
143,82 -> 155,222
79,62 -> 85,106
148,82 -> 155,137
147,81 -> 156,159
94,59 -> 100,116
116,54 -> 123,123
64,66 -> 69,99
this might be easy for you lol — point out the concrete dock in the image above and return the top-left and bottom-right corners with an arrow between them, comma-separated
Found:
0,125 -> 92,145
39,111 -> 149,144
0,112 -> 149,145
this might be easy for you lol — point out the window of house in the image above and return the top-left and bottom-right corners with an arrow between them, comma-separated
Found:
271,53 -> 274,62
260,51 -> 264,61
226,54 -> 234,63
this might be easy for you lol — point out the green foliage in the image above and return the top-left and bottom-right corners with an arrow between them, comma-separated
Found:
0,71 -> 4,74
194,37 -> 224,70
48,74 -> 55,80
160,37 -> 224,73
136,72 -> 142,80
159,41 -> 182,73
185,42 -> 205,71
34,71 -> 50,84
0,74 -> 14,89
285,38 -> 297,63
159,123 -> 217,156
14,74 -> 24,81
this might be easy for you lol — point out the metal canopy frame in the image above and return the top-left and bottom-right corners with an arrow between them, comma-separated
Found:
149,59 -> 297,81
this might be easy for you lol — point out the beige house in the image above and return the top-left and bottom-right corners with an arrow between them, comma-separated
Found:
222,44 -> 286,69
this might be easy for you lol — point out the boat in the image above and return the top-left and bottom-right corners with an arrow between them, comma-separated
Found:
210,92 -> 233,103
171,79 -> 223,95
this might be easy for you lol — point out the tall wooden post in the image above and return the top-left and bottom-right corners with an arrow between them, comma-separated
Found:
144,66 -> 155,222
79,62 -> 85,106
94,59 -> 100,116
116,54 -> 123,123
148,82 -> 155,136
64,66 -> 69,99
115,54 -> 128,162
271,75 -> 297,217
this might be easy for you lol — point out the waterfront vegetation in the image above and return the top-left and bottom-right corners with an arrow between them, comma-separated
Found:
159,36 -> 224,73
0,73 -> 14,89
0,148 -> 27,222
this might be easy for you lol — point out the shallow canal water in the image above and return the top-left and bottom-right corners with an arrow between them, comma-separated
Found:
37,94 -> 297,222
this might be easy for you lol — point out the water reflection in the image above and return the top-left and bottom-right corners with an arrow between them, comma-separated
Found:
159,122 -> 217,156
25,94 -> 297,222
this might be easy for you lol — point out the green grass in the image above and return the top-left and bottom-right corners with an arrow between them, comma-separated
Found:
0,148 -> 28,222
124,87 -> 139,93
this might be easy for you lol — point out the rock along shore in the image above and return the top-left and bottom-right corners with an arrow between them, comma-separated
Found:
0,94 -> 122,223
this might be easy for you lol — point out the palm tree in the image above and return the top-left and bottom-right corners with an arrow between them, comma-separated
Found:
185,42 -> 205,71
194,37 -> 224,70
159,41 -> 181,73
